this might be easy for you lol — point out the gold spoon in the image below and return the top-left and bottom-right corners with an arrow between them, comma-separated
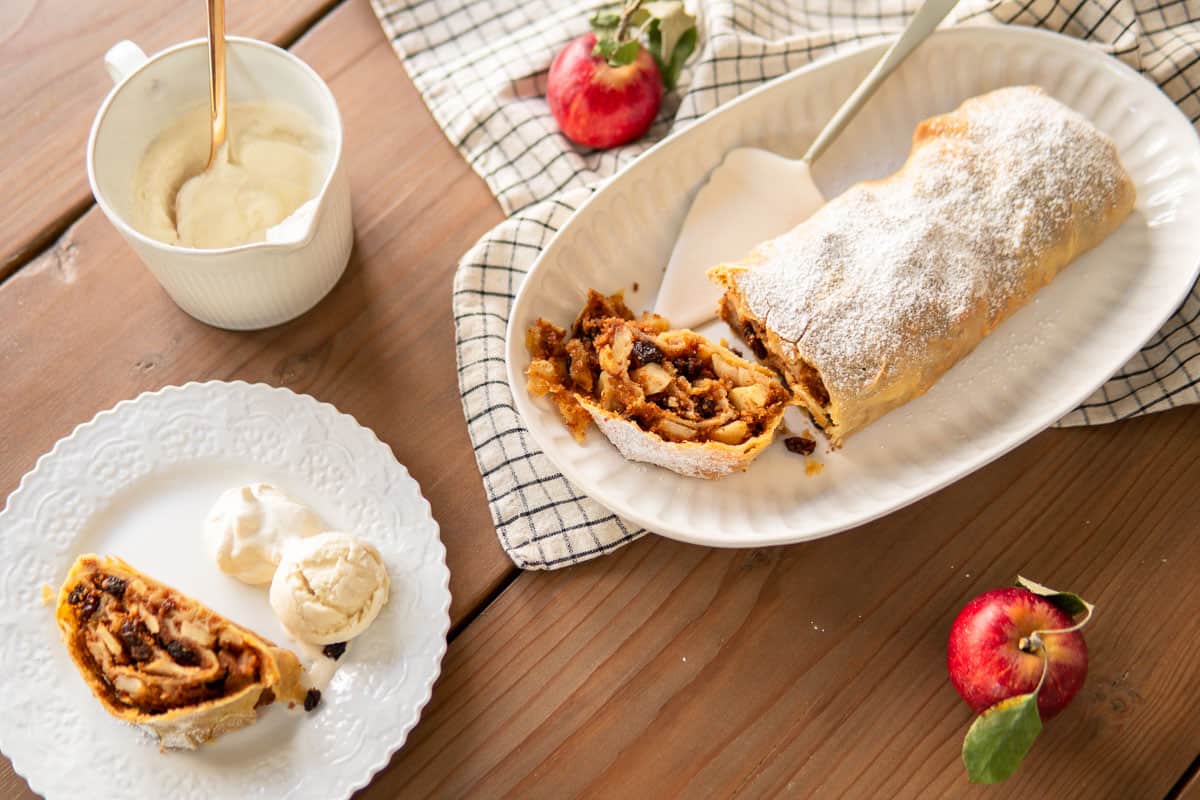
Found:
205,0 -> 227,170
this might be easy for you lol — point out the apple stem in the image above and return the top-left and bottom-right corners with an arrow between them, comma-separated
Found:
614,0 -> 644,41
1019,601 -> 1092,701
1033,602 -> 1095,641
1033,645 -> 1050,695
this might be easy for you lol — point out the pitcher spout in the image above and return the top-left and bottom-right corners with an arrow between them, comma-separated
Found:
265,197 -> 320,247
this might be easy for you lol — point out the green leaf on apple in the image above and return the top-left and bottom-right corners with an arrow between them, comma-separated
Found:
1016,576 -> 1094,618
642,2 -> 695,69
962,691 -> 1043,784
616,39 -> 642,65
589,10 -> 622,34
647,24 -> 697,91
593,37 -> 642,67
640,1 -> 697,90
588,1 -> 697,88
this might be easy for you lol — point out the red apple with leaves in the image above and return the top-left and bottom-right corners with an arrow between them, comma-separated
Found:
547,33 -> 663,149
547,0 -> 697,149
948,577 -> 1095,784
948,586 -> 1088,719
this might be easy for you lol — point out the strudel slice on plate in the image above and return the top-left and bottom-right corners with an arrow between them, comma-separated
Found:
710,86 -> 1136,447
56,554 -> 308,749
526,290 -> 791,479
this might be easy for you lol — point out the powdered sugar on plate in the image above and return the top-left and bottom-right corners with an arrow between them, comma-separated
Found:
728,86 -> 1132,400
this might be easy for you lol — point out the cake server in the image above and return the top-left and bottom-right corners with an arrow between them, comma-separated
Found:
653,0 -> 961,329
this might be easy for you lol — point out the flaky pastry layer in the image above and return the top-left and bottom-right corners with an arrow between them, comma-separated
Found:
56,555 -> 306,749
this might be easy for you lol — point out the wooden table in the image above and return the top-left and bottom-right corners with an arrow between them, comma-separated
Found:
2,2 -> 1198,797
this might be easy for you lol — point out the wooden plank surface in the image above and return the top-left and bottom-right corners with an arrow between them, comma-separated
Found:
0,2 -> 509,794
368,405 -> 1200,799
0,0 -> 338,276
6,0 -> 1200,797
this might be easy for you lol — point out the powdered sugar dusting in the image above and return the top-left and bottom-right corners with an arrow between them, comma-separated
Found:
731,87 -> 1132,400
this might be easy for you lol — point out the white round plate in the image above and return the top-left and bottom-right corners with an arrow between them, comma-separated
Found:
0,381 -> 450,799
507,26 -> 1200,547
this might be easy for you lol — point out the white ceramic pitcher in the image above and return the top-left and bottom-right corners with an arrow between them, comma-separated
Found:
88,37 -> 352,330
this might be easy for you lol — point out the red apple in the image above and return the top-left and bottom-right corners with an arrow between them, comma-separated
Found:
948,587 -> 1088,720
547,33 -> 663,149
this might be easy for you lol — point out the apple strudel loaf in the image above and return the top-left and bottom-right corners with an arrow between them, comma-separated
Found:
709,86 -> 1136,446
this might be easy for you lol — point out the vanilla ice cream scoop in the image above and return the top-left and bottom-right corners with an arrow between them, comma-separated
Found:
269,532 -> 390,645
204,483 -> 325,585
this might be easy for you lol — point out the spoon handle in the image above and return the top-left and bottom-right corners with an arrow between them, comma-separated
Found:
802,0 -> 960,165
206,0 -> 228,167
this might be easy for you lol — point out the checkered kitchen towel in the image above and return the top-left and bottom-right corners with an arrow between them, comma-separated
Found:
371,0 -> 1200,569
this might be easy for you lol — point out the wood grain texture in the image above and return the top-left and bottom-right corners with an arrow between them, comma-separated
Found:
0,3 -> 507,793
0,0 -> 509,629
367,405 -> 1200,799
7,0 -> 1200,797
0,0 -> 339,276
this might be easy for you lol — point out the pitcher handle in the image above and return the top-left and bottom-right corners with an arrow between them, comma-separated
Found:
104,41 -> 148,85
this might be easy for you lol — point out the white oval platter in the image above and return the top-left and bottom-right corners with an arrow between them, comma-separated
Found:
507,26 -> 1200,547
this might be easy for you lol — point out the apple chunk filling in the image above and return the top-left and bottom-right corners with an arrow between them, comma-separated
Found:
526,290 -> 790,446
718,292 -> 831,421
62,564 -> 264,715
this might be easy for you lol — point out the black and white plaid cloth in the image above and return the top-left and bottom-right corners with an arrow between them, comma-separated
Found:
371,0 -> 1200,569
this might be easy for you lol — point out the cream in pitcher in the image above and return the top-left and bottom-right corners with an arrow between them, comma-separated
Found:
132,102 -> 322,249
89,37 -> 352,330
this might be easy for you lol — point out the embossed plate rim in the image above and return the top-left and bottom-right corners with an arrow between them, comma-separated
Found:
0,380 -> 450,799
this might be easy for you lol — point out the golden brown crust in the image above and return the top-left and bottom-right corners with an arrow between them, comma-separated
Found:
56,555 -> 306,749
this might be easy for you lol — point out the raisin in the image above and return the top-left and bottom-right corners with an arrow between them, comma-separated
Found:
166,640 -> 199,666
696,397 -> 717,418
304,689 -> 322,712
127,641 -> 154,662
784,436 -> 817,456
742,323 -> 768,359
674,357 -> 702,381
101,576 -> 126,598
67,585 -> 87,606
322,642 -> 347,660
119,620 -> 154,662
630,339 -> 663,368
75,589 -> 100,620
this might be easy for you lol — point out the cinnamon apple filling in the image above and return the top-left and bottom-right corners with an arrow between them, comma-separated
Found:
718,292 -> 831,425
527,290 -> 790,446
61,560 -> 264,714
